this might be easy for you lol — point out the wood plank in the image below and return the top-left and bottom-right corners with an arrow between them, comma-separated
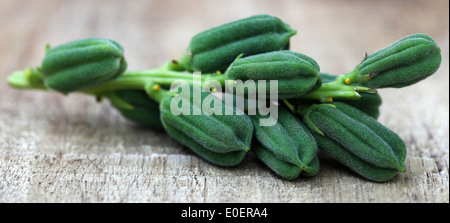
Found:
0,0 -> 448,203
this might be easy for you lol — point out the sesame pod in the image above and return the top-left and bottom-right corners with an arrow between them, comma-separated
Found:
300,156 -> 320,177
181,15 -> 296,73
319,73 -> 339,83
311,132 -> 400,182
249,107 -> 319,180
306,102 -> 406,172
319,73 -> 382,119
111,90 -> 164,130
160,85 -> 253,166
358,33 -> 441,88
226,51 -> 322,99
333,102 -> 406,166
164,123 -> 247,166
218,92 -> 258,114
279,50 -> 320,72
41,38 -> 127,94
253,143 -> 320,180
340,92 -> 382,120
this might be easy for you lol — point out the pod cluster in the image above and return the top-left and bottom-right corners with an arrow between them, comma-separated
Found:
16,15 -> 442,182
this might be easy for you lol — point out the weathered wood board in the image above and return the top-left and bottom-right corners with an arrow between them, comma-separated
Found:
0,0 -> 448,202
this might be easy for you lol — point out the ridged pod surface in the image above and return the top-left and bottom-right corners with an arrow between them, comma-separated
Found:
250,107 -> 319,180
181,15 -> 296,73
160,85 -> 253,166
358,33 -> 441,88
41,38 -> 127,94
311,132 -> 400,182
319,72 -> 338,84
320,73 -> 382,119
305,102 -> 406,176
226,51 -> 322,99
111,90 -> 163,130
340,92 -> 382,120
279,50 -> 320,72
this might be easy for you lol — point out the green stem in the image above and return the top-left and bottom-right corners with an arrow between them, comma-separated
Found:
144,81 -> 175,103
86,67 -> 225,93
299,68 -> 375,103
294,104 -> 311,117
8,64 -> 226,97
341,67 -> 361,84
104,91 -> 134,110
297,104 -> 336,136
299,89 -> 361,102
282,99 -> 296,112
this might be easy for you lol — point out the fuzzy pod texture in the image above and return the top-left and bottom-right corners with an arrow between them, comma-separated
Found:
306,102 -> 406,172
249,107 -> 319,180
340,92 -> 382,120
111,90 -> 163,130
41,38 -> 127,94
310,132 -> 400,182
180,14 -> 296,73
319,73 -> 382,119
159,85 -> 253,166
319,72 -> 338,84
218,92 -> 259,114
279,50 -> 320,72
253,143 -> 320,180
225,51 -> 322,99
358,33 -> 441,88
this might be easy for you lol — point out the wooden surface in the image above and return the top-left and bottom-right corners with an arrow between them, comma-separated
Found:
0,0 -> 448,203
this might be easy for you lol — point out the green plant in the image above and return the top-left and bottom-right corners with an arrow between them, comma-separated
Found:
225,51 -> 322,99
250,107 -> 319,180
159,85 -> 253,166
7,15 -> 442,182
41,38 -> 127,93
314,73 -> 382,119
310,132 -> 400,182
109,90 -> 163,130
176,14 -> 296,73
300,102 -> 406,181
357,33 -> 442,88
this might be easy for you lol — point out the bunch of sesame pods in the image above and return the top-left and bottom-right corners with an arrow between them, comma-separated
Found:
7,15 -> 442,182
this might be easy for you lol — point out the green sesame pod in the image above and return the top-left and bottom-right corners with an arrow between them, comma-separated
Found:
181,15 -> 296,73
300,156 -> 320,177
164,123 -> 247,166
225,51 -> 322,99
306,102 -> 406,171
340,92 -> 382,120
333,102 -> 406,166
358,33 -> 441,88
319,72 -> 339,83
111,90 -> 164,130
41,38 -> 127,94
253,143 -> 320,180
311,132 -> 400,182
218,92 -> 258,114
252,142 -> 302,180
319,73 -> 382,119
249,107 -> 319,180
279,50 -> 320,72
159,85 -> 253,166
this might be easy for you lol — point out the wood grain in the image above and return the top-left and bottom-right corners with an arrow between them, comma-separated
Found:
0,0 -> 448,203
